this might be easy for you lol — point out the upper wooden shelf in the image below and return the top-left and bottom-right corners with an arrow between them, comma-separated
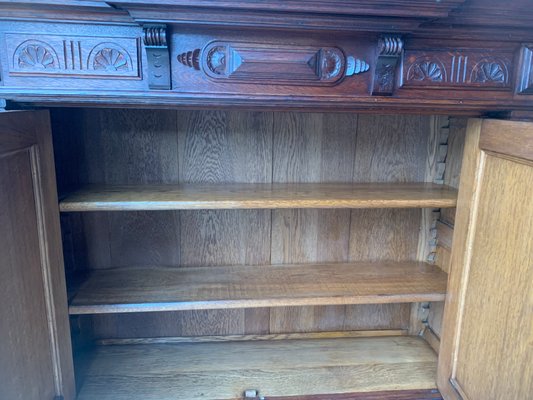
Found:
68,261 -> 447,315
59,183 -> 458,212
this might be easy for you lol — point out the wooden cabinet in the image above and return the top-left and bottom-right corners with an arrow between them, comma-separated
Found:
0,2 -> 532,400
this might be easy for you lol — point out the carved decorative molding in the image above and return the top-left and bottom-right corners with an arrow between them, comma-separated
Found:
345,57 -> 369,76
177,49 -> 200,70
177,41 -> 369,86
372,35 -> 403,96
205,45 -> 230,76
471,61 -> 506,83
16,41 -> 59,70
143,25 -> 171,90
517,45 -> 533,94
407,59 -> 445,82
402,50 -> 511,89
7,33 -> 140,78
89,44 -> 132,72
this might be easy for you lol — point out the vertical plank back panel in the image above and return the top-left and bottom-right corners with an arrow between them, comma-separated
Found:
56,109 -> 436,338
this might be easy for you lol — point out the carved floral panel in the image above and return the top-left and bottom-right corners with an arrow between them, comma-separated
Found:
6,33 -> 140,78
401,50 -> 512,89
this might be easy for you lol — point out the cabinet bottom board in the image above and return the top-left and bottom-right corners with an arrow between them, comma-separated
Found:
75,336 -> 438,400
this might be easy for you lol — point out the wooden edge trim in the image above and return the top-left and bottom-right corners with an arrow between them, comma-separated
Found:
480,119 -> 533,163
436,221 -> 454,251
96,329 -> 409,345
422,326 -> 441,355
437,119 -> 483,399
251,389 -> 442,400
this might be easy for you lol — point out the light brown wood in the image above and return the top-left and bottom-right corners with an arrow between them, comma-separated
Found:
59,182 -> 458,211
69,262 -> 448,314
435,246 -> 451,274
438,119 -> 533,400
439,117 -> 467,227
436,221 -> 453,251
96,329 -> 409,345
479,118 -> 533,162
422,326 -> 441,355
76,336 -> 438,400
270,112 -> 357,334
0,111 -> 75,400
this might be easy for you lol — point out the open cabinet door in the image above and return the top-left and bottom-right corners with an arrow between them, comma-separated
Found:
0,111 -> 75,400
438,119 -> 533,400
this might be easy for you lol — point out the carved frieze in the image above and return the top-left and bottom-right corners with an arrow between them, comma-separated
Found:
177,41 -> 369,86
6,33 -> 140,78
401,50 -> 512,89
177,49 -> 201,70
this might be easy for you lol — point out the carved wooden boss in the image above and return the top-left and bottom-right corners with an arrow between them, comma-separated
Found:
0,0 -> 532,113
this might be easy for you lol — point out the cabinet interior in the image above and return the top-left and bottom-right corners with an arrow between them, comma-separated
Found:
50,108 -> 467,399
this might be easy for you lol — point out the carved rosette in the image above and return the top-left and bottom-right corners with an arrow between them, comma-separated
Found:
317,49 -> 343,80
471,61 -> 507,83
14,40 -> 59,70
407,59 -> 445,82
206,45 -> 230,75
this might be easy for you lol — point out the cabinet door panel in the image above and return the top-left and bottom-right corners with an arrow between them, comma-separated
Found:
438,119 -> 533,400
0,111 -> 74,400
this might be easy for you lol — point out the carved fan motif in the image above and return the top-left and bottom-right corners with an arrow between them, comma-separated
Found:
408,61 -> 444,82
18,44 -> 57,69
472,62 -> 506,83
93,48 -> 129,71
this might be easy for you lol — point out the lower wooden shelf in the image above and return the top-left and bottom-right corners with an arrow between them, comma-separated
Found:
68,262 -> 447,314
76,336 -> 439,400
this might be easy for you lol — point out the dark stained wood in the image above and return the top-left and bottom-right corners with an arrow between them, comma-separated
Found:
1,3 -> 533,113
0,111 -> 75,400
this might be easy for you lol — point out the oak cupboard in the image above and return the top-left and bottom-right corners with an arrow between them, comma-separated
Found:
0,1 -> 532,400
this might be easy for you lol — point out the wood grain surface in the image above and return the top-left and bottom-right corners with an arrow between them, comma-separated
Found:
69,262 -> 447,314
53,110 -> 443,338
0,111 -> 75,400
438,119 -> 533,399
59,182 -> 457,211
76,336 -> 438,400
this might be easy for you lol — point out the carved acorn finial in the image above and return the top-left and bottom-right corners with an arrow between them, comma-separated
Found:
346,56 -> 370,76
177,49 -> 201,70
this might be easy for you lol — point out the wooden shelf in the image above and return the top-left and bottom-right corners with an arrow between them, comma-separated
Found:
69,262 -> 447,315
76,336 -> 438,400
59,183 -> 458,211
